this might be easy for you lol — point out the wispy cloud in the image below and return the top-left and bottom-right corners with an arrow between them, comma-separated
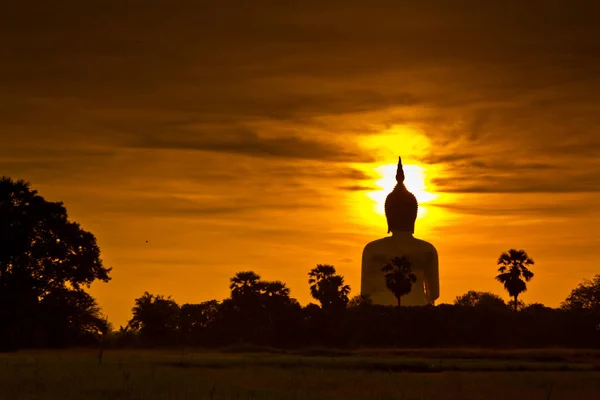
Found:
132,127 -> 373,162
430,200 -> 600,218
338,185 -> 377,192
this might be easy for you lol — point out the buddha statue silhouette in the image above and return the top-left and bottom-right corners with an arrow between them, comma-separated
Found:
361,157 -> 439,306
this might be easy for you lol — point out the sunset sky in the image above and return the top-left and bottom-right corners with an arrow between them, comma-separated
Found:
2,2 -> 600,326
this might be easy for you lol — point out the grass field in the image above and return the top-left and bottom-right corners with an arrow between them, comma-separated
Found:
1,348 -> 600,399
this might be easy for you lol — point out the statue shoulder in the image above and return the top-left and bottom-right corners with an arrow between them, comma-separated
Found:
362,237 -> 390,253
362,238 -> 392,267
414,237 -> 438,254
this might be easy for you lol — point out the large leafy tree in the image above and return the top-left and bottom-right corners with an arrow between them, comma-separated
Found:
561,274 -> 600,315
0,177 -> 111,348
381,256 -> 416,307
308,265 -> 351,311
39,288 -> 107,346
495,249 -> 535,311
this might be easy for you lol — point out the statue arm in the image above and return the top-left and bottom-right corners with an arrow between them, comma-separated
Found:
426,247 -> 440,303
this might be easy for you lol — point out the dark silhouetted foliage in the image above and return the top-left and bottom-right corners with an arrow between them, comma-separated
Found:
128,292 -> 180,346
111,270 -> 600,350
308,265 -> 351,311
38,288 -> 107,347
180,300 -> 220,346
0,177 -> 111,350
495,249 -> 535,311
4,177 -> 599,351
381,256 -> 417,307
348,294 -> 372,308
208,271 -> 304,347
561,274 -> 600,315
507,299 -> 526,311
454,290 -> 508,310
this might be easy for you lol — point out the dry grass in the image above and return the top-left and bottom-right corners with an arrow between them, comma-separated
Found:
1,349 -> 599,399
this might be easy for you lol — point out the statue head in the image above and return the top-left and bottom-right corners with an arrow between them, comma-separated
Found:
384,157 -> 418,233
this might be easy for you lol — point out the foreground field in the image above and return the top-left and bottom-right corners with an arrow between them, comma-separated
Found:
1,348 -> 600,399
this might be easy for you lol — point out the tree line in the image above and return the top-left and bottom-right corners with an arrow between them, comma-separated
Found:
113,266 -> 600,349
1,177 -> 599,351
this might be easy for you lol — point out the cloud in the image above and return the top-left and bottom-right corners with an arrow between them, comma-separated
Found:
87,193 -> 322,219
432,175 -> 600,194
430,201 -> 600,218
132,127 -> 373,162
2,2 -> 600,201
337,185 -> 377,192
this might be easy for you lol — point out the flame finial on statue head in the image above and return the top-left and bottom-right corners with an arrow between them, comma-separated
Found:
384,156 -> 418,234
395,156 -> 405,183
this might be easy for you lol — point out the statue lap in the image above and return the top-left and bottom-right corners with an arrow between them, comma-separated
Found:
361,236 -> 438,306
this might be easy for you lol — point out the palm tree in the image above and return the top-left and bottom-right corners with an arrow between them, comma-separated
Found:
308,264 -> 351,311
260,280 -> 291,298
308,265 -> 336,290
495,249 -> 535,311
229,271 -> 262,298
381,256 -> 416,307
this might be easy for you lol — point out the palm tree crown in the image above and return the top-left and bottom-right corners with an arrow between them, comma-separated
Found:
308,264 -> 351,311
495,249 -> 535,311
381,256 -> 417,307
261,280 -> 291,298
229,271 -> 262,298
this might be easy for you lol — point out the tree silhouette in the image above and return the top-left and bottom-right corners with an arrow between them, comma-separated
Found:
454,290 -> 508,310
495,249 -> 535,311
348,294 -> 373,308
260,280 -> 291,298
229,272 -> 292,304
308,265 -> 351,311
221,271 -> 301,346
0,177 -> 111,349
180,301 -> 220,330
227,271 -> 265,330
381,256 -> 416,307
39,288 -> 107,346
523,302 -> 553,314
561,274 -> 600,315
180,300 -> 220,346
229,271 -> 262,299
507,299 -> 526,311
110,266 -> 600,349
129,292 -> 180,346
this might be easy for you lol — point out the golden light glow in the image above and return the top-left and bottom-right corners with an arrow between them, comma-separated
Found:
347,126 -> 445,232
367,163 -> 438,218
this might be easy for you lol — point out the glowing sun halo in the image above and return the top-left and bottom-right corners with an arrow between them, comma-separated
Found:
367,163 -> 438,218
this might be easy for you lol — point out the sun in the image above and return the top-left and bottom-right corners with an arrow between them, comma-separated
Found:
367,163 -> 438,218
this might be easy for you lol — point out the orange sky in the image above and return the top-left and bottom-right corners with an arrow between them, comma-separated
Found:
2,2 -> 600,327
